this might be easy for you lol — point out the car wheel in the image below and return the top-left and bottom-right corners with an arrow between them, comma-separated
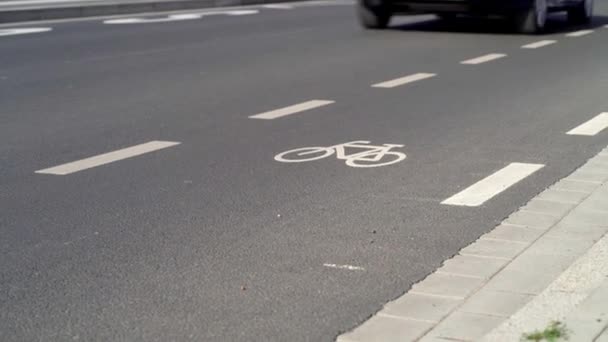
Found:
357,0 -> 391,29
568,0 -> 593,24
514,0 -> 547,34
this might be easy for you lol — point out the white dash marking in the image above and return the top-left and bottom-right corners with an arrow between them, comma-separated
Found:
442,163 -> 544,207
35,141 -> 180,175
566,29 -> 594,37
567,113 -> 608,136
323,263 -> 365,271
225,10 -> 259,15
460,53 -> 506,65
262,4 -> 294,9
372,73 -> 436,88
0,27 -> 52,36
522,40 -> 556,49
249,100 -> 334,120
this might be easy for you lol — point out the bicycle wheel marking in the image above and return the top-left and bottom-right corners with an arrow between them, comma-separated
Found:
274,141 -> 406,168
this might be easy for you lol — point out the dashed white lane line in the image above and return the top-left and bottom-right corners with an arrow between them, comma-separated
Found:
460,53 -> 507,65
323,263 -> 365,271
249,100 -> 334,120
0,27 -> 51,36
566,29 -> 594,37
103,10 -> 257,24
35,141 -> 180,175
104,13 -> 201,24
521,40 -> 557,49
567,113 -> 608,136
441,163 -> 545,207
261,4 -> 294,9
371,72 -> 436,88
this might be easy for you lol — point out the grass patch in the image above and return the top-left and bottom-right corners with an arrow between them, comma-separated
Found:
522,321 -> 569,342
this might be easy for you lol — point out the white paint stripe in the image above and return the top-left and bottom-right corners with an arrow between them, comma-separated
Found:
35,141 -> 180,175
104,14 -> 201,24
566,29 -> 594,37
249,100 -> 334,120
566,113 -> 608,136
0,27 -> 51,36
521,40 -> 556,49
323,263 -> 365,271
372,72 -> 436,88
225,9 -> 259,15
442,163 -> 544,207
460,53 -> 506,65
262,4 -> 294,9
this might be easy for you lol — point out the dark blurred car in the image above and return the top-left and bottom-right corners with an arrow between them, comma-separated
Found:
358,0 -> 594,33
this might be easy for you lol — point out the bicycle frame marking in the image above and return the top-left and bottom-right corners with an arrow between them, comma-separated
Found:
275,140 -> 406,168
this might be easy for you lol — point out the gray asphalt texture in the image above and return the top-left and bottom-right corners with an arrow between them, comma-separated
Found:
2,3 -> 608,341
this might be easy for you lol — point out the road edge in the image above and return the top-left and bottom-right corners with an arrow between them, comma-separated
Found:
337,145 -> 608,342
0,0 -> 312,23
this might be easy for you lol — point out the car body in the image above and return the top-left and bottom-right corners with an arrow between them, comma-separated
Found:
358,0 -> 594,33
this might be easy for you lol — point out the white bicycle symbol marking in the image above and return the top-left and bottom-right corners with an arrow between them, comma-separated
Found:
274,141 -> 406,168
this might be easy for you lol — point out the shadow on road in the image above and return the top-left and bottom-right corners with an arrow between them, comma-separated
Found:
389,14 -> 608,35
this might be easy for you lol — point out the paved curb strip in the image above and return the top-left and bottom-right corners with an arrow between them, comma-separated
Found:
483,234 -> 608,341
337,146 -> 608,342
560,282 -> 608,341
0,0 -> 313,23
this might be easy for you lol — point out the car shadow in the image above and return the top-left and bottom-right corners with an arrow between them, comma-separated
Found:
389,13 -> 608,35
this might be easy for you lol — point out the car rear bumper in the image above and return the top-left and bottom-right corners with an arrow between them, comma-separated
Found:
378,0 -> 534,15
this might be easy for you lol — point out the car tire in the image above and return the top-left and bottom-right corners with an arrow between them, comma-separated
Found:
357,0 -> 391,29
514,0 -> 547,34
568,0 -> 593,25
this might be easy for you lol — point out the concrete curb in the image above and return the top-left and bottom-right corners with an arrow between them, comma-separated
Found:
0,0 -> 309,23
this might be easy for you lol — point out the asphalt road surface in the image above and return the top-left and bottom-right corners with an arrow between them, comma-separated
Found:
2,2 -> 608,341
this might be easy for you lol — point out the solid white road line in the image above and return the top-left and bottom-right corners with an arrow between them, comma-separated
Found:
521,40 -> 557,49
460,53 -> 507,65
372,73 -> 436,88
566,29 -> 594,37
323,263 -> 365,271
442,163 -> 545,207
35,141 -> 180,175
0,27 -> 51,36
249,100 -> 334,120
567,113 -> 608,136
